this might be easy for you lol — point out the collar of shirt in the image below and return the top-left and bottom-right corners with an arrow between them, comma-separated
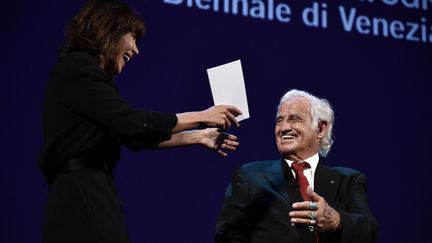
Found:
284,153 -> 319,190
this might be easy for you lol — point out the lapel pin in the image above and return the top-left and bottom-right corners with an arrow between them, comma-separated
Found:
330,180 -> 335,184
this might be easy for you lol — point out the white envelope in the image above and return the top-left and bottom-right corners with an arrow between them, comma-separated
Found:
207,60 -> 250,122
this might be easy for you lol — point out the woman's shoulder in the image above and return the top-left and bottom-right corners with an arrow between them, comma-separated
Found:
54,50 -> 111,81
59,50 -> 97,66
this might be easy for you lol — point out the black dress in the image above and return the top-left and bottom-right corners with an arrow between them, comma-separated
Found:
40,50 -> 177,243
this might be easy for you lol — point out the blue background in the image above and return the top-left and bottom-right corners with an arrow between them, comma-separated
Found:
2,0 -> 431,242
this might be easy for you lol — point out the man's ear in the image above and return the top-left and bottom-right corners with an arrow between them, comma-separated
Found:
317,120 -> 328,138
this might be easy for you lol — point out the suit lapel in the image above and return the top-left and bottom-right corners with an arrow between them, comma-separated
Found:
263,159 -> 303,205
262,158 -> 341,205
314,159 -> 341,205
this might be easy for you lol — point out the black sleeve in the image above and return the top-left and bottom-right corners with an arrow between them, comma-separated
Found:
329,174 -> 379,243
57,53 -> 177,150
215,168 -> 252,243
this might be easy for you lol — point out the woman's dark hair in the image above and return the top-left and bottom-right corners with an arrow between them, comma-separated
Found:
66,0 -> 145,65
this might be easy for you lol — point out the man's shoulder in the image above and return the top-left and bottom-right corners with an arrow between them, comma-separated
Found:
240,160 -> 280,173
325,165 -> 365,178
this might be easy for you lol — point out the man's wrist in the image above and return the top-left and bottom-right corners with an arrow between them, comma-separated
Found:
333,210 -> 342,231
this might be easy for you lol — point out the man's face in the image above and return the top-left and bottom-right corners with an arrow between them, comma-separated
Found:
275,98 -> 321,161
105,32 -> 139,75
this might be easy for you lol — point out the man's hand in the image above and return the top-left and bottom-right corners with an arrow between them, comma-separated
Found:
289,186 -> 341,232
199,128 -> 239,157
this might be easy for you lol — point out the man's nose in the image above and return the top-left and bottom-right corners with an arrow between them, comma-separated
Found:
280,121 -> 292,132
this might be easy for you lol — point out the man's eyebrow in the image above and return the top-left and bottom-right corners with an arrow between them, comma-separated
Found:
288,114 -> 303,119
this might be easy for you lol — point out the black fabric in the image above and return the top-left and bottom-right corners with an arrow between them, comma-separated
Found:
215,159 -> 378,243
47,157 -> 112,186
43,169 -> 130,243
39,50 -> 178,180
40,50 -> 178,241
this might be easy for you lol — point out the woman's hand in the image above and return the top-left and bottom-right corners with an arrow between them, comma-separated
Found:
174,105 -> 242,133
158,128 -> 239,156
199,128 -> 239,157
200,105 -> 242,131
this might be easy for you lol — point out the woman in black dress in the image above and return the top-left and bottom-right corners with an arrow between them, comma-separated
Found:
40,1 -> 242,242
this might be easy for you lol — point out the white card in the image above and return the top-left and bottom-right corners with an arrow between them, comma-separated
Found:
207,60 -> 250,121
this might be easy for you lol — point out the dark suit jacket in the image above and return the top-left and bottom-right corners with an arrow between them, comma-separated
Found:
215,159 -> 378,243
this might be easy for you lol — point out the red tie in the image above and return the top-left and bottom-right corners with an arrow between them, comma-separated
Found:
291,161 -> 311,201
291,161 -> 320,243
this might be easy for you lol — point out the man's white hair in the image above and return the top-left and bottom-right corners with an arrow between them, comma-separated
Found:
277,89 -> 334,157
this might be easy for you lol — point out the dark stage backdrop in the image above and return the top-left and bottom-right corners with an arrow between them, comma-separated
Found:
2,0 -> 431,242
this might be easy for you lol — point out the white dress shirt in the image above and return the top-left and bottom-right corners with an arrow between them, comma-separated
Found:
284,153 -> 319,190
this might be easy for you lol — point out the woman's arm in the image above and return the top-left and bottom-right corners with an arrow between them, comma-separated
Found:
173,105 -> 242,133
158,128 -> 239,157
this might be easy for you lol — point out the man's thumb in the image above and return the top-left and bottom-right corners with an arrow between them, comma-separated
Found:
307,185 -> 320,201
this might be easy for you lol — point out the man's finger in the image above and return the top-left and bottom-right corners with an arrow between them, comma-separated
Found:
292,201 -> 313,210
307,185 -> 322,202
289,210 -> 313,219
291,217 -> 317,226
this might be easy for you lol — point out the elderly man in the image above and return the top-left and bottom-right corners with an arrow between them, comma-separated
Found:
215,89 -> 378,243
